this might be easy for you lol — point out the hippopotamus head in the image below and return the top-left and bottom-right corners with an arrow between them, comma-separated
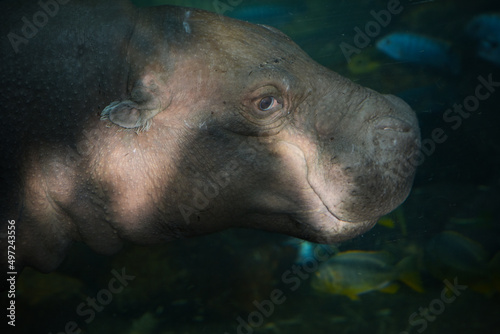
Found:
99,9 -> 420,245
1,3 -> 420,273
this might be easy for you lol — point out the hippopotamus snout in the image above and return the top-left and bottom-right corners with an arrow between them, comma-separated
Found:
306,89 -> 420,231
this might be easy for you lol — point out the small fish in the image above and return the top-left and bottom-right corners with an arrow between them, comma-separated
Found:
425,231 -> 500,296
448,215 -> 492,227
347,53 -> 381,74
376,32 -> 460,74
466,14 -> 500,42
18,268 -> 84,305
311,250 -> 423,300
476,38 -> 500,66
377,216 -> 396,228
295,240 -> 316,264
376,207 -> 407,235
285,238 -> 336,264
466,14 -> 500,66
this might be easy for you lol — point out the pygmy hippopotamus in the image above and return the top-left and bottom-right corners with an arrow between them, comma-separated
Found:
0,0 -> 420,276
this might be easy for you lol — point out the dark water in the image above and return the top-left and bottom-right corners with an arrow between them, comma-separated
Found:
6,0 -> 500,333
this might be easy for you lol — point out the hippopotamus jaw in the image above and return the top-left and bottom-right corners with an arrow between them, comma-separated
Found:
234,140 -> 378,244
294,180 -> 380,244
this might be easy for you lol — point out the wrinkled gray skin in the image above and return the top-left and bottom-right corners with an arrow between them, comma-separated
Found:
0,0 -> 420,275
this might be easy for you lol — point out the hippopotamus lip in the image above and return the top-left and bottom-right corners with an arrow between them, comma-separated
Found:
298,154 -> 377,230
280,139 -> 374,227
293,202 -> 377,243
308,180 -> 370,225
308,181 -> 343,221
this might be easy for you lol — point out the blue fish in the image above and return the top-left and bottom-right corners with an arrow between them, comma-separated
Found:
285,238 -> 336,265
466,14 -> 500,42
466,14 -> 500,66
295,241 -> 315,264
376,32 -> 460,74
476,39 -> 500,66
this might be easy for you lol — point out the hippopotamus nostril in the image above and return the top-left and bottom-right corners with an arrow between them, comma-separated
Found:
373,116 -> 413,133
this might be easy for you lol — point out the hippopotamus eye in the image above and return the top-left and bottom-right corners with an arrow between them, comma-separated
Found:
258,96 -> 282,111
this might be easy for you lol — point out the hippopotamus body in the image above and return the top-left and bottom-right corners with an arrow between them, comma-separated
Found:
0,0 -> 420,275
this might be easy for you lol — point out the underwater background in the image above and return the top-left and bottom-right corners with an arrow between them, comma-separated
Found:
5,0 -> 500,333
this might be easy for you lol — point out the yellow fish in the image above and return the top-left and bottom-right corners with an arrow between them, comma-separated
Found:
347,53 -> 381,74
425,231 -> 500,296
311,250 -> 423,301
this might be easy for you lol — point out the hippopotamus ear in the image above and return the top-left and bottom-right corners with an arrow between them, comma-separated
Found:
101,77 -> 164,131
